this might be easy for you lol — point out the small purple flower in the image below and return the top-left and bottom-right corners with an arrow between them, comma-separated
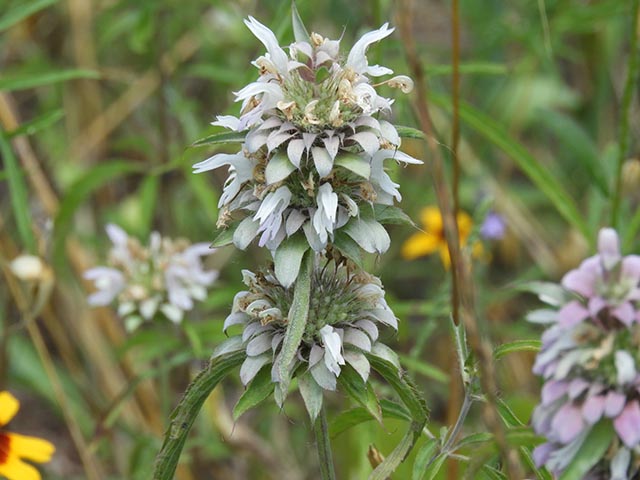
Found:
479,211 -> 505,240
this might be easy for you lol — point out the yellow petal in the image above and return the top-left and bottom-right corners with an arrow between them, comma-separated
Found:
401,232 -> 441,260
456,211 -> 473,238
438,245 -> 452,269
6,433 -> 55,463
0,454 -> 42,480
0,392 -> 19,427
419,206 -> 443,232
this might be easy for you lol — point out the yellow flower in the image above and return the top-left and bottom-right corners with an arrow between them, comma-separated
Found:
0,392 -> 55,480
401,206 -> 481,268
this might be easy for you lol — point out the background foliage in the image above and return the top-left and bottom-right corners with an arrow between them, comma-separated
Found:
0,0 -> 638,478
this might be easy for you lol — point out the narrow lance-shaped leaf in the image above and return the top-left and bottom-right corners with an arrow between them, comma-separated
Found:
558,421 -> 614,480
233,367 -> 275,420
337,366 -> 382,424
276,251 -> 313,396
367,353 -> 429,480
0,128 -> 36,252
191,130 -> 247,147
0,0 -> 58,33
291,1 -> 310,43
0,69 -> 99,92
152,350 -> 245,480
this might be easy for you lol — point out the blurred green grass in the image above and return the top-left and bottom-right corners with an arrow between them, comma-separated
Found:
0,0 -> 638,478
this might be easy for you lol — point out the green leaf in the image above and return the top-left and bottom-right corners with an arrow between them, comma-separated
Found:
0,0 -> 58,33
398,354 -> 449,384
276,251 -> 313,395
430,94 -> 590,239
0,128 -> 36,252
0,69 -> 99,91
535,109 -> 609,196
337,366 -> 381,424
265,151 -> 296,184
53,161 -> 143,268
395,125 -> 427,140
7,109 -> 64,139
494,340 -> 541,360
332,231 -> 364,268
210,225 -> 235,248
558,421 -> 614,480
137,175 -> 159,236
299,371 -> 323,422
233,366 -> 275,420
367,353 -> 429,480
291,1 -> 310,43
191,130 -> 246,147
334,152 -> 371,178
420,452 -> 447,480
374,205 -> 415,227
152,350 -> 245,480
496,398 -> 524,427
454,432 -> 493,450
412,438 -> 439,480
274,233 -> 309,288
329,399 -> 411,438
424,62 -> 508,76
480,464 -> 507,480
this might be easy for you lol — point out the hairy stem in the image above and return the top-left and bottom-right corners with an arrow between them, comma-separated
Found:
314,406 -> 337,480
397,1 -> 525,477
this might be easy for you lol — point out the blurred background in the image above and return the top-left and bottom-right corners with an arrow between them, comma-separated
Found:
0,0 -> 638,478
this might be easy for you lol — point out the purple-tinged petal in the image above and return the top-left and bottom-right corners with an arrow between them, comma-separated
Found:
613,302 -> 635,326
568,378 -> 590,399
614,400 -> 640,448
542,380 -> 568,405
561,269 -> 593,297
533,443 -> 554,468
588,296 -> 607,317
551,403 -> 586,443
605,390 -> 627,417
622,255 -> 640,281
582,394 -> 605,425
558,300 -> 589,328
598,228 -> 621,269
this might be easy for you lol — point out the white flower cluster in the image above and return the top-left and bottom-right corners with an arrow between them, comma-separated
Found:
214,257 -> 399,415
195,17 -> 420,280
85,224 -> 218,330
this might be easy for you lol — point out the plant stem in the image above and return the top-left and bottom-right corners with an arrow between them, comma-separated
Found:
612,0 -> 640,228
314,406 -> 337,480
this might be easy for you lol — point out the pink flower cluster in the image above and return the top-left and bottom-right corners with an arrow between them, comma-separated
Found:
530,228 -> 640,478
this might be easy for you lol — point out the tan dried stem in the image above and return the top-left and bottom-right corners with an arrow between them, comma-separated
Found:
397,1 -> 525,477
69,30 -> 201,162
0,93 -> 164,432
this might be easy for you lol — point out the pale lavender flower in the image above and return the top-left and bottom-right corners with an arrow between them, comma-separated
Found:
85,224 -> 218,329
529,228 -> 640,479
480,211 -> 505,240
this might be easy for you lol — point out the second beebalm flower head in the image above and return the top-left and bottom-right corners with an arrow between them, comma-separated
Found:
529,228 -> 640,479
85,224 -> 218,330
194,15 -> 421,286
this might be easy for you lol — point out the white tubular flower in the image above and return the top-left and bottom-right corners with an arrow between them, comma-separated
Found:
85,225 -> 218,330
196,14 -> 423,284
319,325 -> 346,376
216,258 -> 399,415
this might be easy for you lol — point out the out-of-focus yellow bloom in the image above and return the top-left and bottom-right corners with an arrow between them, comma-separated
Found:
0,392 -> 55,480
401,206 -> 481,268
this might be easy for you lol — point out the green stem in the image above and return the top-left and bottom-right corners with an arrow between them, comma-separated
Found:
153,350 -> 245,480
314,406 -> 337,480
612,0 -> 640,228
